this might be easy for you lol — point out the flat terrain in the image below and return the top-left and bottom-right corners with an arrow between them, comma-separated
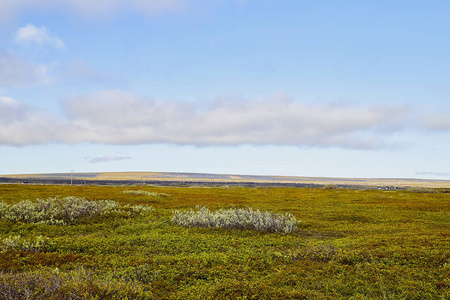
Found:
1,171 -> 450,188
0,183 -> 449,299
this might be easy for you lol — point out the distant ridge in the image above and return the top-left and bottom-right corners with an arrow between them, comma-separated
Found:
1,171 -> 449,188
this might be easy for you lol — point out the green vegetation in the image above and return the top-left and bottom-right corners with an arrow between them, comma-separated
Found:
406,187 -> 437,193
0,184 -> 449,299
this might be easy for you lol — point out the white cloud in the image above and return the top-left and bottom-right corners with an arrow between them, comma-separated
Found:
0,52 -> 52,88
0,96 -> 30,126
60,90 -> 408,149
0,96 -> 16,105
15,24 -> 65,49
4,90 -> 445,149
85,155 -> 132,164
0,96 -> 62,145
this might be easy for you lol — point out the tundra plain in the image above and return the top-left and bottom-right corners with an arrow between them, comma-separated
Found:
0,182 -> 449,299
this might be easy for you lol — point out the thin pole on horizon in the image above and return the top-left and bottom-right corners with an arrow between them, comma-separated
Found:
70,170 -> 74,185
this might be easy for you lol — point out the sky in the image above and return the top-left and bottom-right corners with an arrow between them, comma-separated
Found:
0,0 -> 449,179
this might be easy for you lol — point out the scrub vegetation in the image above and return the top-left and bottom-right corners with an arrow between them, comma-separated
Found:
0,184 -> 448,299
172,205 -> 298,233
0,196 -> 154,225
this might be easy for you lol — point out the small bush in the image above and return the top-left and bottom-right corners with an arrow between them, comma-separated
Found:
323,183 -> 339,190
172,206 -> 298,234
0,197 -> 154,225
126,204 -> 155,216
1,235 -> 49,253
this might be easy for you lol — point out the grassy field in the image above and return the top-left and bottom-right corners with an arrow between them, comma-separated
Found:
0,183 -> 449,299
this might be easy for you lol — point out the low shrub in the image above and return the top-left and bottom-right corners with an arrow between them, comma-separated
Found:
323,183 -> 339,190
172,206 -> 298,234
406,187 -> 436,193
1,235 -> 49,253
0,196 -> 154,225
127,204 -> 155,216
287,244 -> 371,265
0,267 -> 150,300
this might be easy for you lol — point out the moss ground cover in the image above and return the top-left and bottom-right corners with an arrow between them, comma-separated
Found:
0,184 -> 449,299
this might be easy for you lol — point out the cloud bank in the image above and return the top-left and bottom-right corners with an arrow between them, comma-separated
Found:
0,90 -> 416,149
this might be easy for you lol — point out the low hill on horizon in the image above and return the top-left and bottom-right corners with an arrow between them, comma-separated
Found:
1,171 -> 450,188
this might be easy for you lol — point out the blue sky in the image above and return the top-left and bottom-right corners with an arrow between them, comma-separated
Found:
1,0 -> 449,179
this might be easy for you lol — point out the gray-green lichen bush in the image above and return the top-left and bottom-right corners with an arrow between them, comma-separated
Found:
123,190 -> 171,197
323,183 -> 339,190
172,206 -> 298,234
0,197 -> 154,225
1,235 -> 49,253
127,204 -> 155,216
